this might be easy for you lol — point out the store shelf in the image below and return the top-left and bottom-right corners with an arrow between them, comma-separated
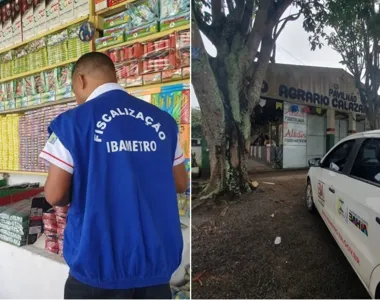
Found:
0,58 -> 79,83
99,24 -> 190,52
0,16 -> 89,55
96,0 -> 137,17
0,97 -> 75,115
0,170 -> 47,176
127,79 -> 189,93
0,79 -> 189,115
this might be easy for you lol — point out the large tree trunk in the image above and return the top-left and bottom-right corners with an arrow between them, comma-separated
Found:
191,0 -> 291,199
192,18 -> 254,198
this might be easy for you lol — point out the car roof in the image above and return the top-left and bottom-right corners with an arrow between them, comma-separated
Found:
340,129 -> 380,143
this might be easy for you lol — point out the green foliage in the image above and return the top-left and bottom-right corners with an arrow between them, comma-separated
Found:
191,107 -> 203,138
306,0 -> 380,127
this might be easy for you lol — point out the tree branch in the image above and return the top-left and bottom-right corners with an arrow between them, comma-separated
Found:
192,3 -> 220,46
212,0 -> 223,23
240,0 -> 254,34
274,9 -> 302,41
226,0 -> 234,13
246,0 -> 292,64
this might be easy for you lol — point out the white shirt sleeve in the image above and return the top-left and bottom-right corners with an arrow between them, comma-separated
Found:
39,132 -> 74,174
174,133 -> 185,166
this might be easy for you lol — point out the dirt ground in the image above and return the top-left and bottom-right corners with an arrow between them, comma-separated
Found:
191,171 -> 369,299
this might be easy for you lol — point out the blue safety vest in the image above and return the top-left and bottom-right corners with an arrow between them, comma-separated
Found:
48,89 -> 183,289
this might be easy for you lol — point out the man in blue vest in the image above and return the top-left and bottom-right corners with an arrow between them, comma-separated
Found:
39,52 -> 188,299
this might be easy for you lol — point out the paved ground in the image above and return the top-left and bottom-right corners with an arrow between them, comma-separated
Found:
192,171 -> 369,299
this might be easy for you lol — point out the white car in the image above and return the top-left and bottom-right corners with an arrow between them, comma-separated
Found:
306,130 -> 380,299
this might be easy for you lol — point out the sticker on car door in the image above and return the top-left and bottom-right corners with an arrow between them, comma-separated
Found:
318,181 -> 325,206
336,197 -> 348,223
348,210 -> 369,237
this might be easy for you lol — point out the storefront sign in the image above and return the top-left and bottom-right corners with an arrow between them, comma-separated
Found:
261,64 -> 364,114
278,84 -> 364,114
283,122 -> 306,145
284,110 -> 306,124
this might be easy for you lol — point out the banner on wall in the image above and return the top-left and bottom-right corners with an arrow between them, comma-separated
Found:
283,109 -> 306,124
283,122 -> 307,145
283,102 -> 307,146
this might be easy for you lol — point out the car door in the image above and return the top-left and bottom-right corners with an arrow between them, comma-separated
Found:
312,139 -> 356,224
332,138 -> 380,287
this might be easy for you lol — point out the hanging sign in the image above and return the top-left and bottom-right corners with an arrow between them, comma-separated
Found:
78,21 -> 95,42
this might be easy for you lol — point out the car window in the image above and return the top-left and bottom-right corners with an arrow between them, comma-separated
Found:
321,140 -> 355,172
351,138 -> 380,184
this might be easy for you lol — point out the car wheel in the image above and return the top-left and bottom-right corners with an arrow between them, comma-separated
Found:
306,180 -> 316,213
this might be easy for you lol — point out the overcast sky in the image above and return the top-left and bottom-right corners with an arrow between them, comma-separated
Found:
191,11 -> 344,107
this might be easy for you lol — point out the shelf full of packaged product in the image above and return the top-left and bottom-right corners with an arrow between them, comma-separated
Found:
0,79 -> 189,115
0,16 -> 89,55
0,24 -> 190,83
0,58 -> 80,84
98,24 -> 190,52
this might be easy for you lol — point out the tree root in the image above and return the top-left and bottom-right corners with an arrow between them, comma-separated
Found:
199,181 -> 222,200
191,182 -> 222,211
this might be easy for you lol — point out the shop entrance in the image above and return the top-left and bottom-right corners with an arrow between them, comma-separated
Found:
335,118 -> 348,144
306,114 -> 326,163
250,98 -> 284,169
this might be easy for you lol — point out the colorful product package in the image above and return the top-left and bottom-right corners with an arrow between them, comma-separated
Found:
125,21 -> 158,41
28,38 -> 48,70
179,124 -> 189,158
68,25 -> 91,59
15,97 -> 28,108
5,81 -> 15,100
160,11 -> 189,32
1,2 -> 13,47
159,0 -> 189,20
47,30 -> 69,65
11,0 -> 22,44
13,46 -> 29,74
59,0 -> 74,24
14,78 -> 26,98
0,51 -> 13,79
127,0 -> 158,29
34,72 -> 47,94
46,0 -> 60,29
33,0 -> 46,33
0,84 -> 6,101
74,0 -> 89,18
45,69 -> 58,91
103,23 -> 128,37
95,0 -> 107,12
180,89 -> 189,124
22,0 -> 35,40
103,11 -> 129,29
95,31 -> 124,50
24,76 -> 37,96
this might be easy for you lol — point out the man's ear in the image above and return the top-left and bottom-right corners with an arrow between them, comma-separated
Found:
78,74 -> 86,89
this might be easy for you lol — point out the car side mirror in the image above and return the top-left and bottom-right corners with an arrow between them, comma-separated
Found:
308,158 -> 321,167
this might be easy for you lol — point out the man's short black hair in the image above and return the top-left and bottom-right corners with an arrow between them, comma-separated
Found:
72,52 -> 116,77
